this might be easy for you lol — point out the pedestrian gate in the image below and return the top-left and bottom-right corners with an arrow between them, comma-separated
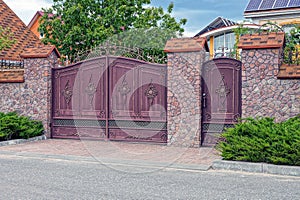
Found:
201,58 -> 242,146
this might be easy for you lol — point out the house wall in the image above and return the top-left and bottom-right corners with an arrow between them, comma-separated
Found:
0,52 -> 58,136
29,15 -> 42,38
246,11 -> 300,26
259,18 -> 300,26
241,48 -> 300,121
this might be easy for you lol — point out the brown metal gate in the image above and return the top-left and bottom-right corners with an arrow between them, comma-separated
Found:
201,58 -> 242,146
51,56 -> 167,143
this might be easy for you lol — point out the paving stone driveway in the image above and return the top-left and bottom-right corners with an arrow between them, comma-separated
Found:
0,139 -> 220,168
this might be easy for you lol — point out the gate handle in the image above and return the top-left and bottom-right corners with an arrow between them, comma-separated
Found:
203,93 -> 206,108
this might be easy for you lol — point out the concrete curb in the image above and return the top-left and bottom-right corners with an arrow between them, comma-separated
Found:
212,160 -> 300,177
0,135 -> 47,147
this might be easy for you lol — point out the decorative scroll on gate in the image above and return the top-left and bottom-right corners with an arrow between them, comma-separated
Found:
51,55 -> 167,143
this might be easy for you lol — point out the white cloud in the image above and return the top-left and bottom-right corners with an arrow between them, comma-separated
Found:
182,30 -> 198,37
172,8 -> 219,19
3,0 -> 52,25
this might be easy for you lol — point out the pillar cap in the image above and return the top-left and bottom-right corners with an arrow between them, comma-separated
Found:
237,32 -> 285,49
20,45 -> 61,58
164,36 -> 209,53
278,64 -> 300,79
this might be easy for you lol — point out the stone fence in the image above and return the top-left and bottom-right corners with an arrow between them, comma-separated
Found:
0,46 -> 60,136
0,33 -> 299,146
164,32 -> 299,146
238,32 -> 299,122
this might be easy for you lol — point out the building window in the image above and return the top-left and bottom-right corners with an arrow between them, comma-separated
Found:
214,32 -> 236,57
214,34 -> 225,52
225,32 -> 235,50
40,31 -> 44,39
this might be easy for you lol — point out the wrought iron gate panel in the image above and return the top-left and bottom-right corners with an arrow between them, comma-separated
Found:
78,58 -> 107,119
107,57 -> 167,143
201,58 -> 241,146
109,57 -> 137,120
53,65 -> 79,119
138,64 -> 167,121
52,56 -> 167,143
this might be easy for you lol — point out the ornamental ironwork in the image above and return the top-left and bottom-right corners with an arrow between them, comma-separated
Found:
254,22 -> 284,34
0,59 -> 24,69
216,74 -> 231,111
73,41 -> 167,64
85,75 -> 97,107
216,74 -> 231,97
62,80 -> 73,105
145,80 -> 158,105
118,75 -> 131,95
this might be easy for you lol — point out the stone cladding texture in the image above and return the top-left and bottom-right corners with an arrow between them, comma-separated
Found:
167,51 -> 206,147
0,52 -> 58,136
241,49 -> 300,121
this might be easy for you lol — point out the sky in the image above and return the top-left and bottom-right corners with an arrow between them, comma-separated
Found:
3,0 -> 249,37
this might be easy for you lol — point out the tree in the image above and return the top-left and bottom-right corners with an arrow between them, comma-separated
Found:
0,26 -> 15,51
39,0 -> 187,62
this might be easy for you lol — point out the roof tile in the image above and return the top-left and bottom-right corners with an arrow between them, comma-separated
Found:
0,0 -> 47,60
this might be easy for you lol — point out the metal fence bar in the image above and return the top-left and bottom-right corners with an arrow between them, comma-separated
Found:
0,59 -> 24,70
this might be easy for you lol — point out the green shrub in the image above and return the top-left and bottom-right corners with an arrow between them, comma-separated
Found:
216,115 -> 300,166
0,112 -> 44,141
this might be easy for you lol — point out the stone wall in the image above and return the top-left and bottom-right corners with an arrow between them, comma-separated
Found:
0,52 -> 58,136
241,48 -> 300,121
167,51 -> 206,147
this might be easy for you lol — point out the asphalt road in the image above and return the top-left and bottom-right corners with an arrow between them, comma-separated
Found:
0,155 -> 299,200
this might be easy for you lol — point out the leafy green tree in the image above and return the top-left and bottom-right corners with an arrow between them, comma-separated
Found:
39,0 -> 186,62
284,25 -> 300,65
0,26 -> 15,50
231,23 -> 253,60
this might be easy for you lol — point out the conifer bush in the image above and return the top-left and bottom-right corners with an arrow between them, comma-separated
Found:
217,115 -> 300,166
0,112 -> 44,141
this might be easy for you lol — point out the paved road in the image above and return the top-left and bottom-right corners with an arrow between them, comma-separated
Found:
0,154 -> 299,200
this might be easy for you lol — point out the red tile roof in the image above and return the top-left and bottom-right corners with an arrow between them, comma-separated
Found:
164,36 -> 209,53
0,0 -> 44,61
237,32 -> 285,49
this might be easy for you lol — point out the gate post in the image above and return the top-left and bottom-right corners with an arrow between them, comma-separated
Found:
164,37 -> 208,147
19,45 -> 60,137
238,32 -> 300,121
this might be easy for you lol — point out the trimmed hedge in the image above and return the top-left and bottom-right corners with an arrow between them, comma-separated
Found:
216,115 -> 300,166
0,112 -> 44,141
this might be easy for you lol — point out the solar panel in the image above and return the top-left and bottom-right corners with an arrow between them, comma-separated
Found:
245,0 -> 300,11
245,0 -> 262,11
273,0 -> 289,8
288,0 -> 300,7
259,0 -> 276,10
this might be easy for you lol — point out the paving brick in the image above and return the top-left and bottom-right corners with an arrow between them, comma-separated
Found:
0,139 -> 220,166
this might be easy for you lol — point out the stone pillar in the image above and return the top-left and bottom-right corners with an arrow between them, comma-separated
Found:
0,45 -> 60,137
164,37 -> 208,147
238,32 -> 300,121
